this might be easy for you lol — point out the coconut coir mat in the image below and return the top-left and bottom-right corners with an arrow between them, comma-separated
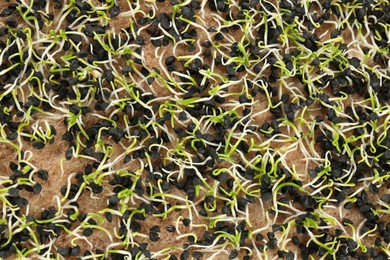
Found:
0,0 -> 389,259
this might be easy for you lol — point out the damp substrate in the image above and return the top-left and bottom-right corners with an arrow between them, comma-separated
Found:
0,0 -> 389,259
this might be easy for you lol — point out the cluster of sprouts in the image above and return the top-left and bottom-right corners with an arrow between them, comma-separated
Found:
0,0 -> 389,259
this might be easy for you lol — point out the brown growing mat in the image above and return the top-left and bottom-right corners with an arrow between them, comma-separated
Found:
0,0 -> 389,259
